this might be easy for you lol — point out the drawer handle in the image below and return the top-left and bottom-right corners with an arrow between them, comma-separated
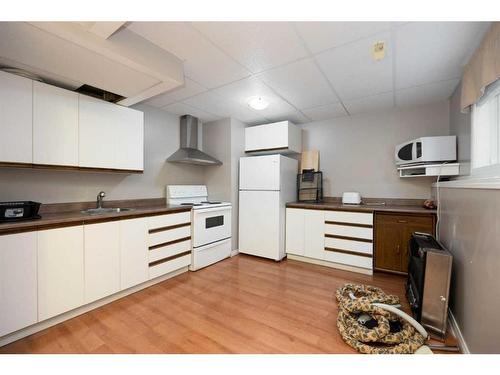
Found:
396,244 -> 400,254
397,220 -> 408,223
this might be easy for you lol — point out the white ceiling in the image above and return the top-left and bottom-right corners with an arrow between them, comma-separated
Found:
127,21 -> 490,124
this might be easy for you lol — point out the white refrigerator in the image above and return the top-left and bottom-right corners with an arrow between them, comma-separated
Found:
238,154 -> 298,261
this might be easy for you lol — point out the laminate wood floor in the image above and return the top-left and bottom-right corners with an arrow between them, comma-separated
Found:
0,254 -> 455,354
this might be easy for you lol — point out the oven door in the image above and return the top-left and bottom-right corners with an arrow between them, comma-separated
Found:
193,206 -> 232,248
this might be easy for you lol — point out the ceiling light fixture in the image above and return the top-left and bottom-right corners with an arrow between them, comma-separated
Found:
247,96 -> 269,110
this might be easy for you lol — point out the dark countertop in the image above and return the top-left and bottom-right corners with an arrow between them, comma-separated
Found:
286,201 -> 437,215
0,203 -> 192,235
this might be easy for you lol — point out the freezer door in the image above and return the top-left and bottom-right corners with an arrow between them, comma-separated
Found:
238,190 -> 282,260
239,155 -> 280,191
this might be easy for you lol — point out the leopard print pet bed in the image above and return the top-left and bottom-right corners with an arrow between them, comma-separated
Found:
336,283 -> 426,354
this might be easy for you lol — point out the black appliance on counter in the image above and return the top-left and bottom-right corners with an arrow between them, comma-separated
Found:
0,201 -> 41,222
406,232 -> 452,338
297,169 -> 323,203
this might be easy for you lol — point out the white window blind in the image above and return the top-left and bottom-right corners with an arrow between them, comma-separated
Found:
472,79 -> 500,176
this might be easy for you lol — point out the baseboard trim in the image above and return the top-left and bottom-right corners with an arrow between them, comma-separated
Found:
0,267 -> 188,348
448,309 -> 470,354
230,249 -> 239,257
287,254 -> 373,275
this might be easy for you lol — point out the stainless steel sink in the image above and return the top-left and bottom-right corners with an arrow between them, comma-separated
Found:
81,207 -> 134,215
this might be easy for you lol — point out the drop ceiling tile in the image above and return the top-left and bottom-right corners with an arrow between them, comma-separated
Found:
145,78 -> 207,108
183,91 -> 268,123
344,92 -> 394,115
301,102 -> 348,121
295,22 -> 392,54
163,102 -> 220,123
192,22 -> 308,73
395,22 -> 490,89
395,79 -> 459,108
315,32 -> 393,101
257,58 -> 338,109
265,110 -> 311,125
213,76 -> 300,120
127,22 -> 250,88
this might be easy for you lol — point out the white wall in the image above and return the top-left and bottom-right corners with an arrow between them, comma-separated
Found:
301,101 -> 450,199
202,118 -> 246,251
0,104 -> 206,203
202,118 -> 232,202
230,118 -> 247,251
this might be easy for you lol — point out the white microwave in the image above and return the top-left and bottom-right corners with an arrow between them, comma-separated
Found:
395,136 -> 456,166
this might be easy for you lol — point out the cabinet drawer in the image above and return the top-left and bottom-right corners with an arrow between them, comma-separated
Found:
376,213 -> 433,226
323,249 -> 372,269
325,236 -> 372,256
149,239 -> 191,262
325,223 -> 373,240
324,210 -> 373,225
149,253 -> 191,279
148,226 -> 191,247
148,212 -> 191,230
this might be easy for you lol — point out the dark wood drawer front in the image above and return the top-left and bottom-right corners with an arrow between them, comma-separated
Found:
376,213 -> 433,226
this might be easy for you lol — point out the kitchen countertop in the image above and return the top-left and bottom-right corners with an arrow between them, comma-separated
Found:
286,201 -> 437,214
0,201 -> 191,235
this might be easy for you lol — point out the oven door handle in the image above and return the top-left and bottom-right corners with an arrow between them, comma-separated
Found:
193,206 -> 231,214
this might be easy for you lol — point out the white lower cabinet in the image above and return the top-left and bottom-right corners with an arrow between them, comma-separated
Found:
38,226 -> 84,321
285,208 -> 324,259
120,218 -> 148,290
1,211 -> 191,341
0,232 -> 38,337
285,208 -> 305,256
286,207 -> 374,273
303,210 -> 325,259
84,222 -> 120,303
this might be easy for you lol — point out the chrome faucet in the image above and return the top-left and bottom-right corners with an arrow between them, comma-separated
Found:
96,191 -> 106,209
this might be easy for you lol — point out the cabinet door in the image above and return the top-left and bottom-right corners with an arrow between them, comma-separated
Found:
33,81 -> 79,166
113,106 -> 144,171
79,95 -> 144,171
375,218 -> 403,272
0,232 -> 37,336
304,209 -> 325,260
0,70 -> 33,164
84,222 -> 120,303
78,95 -> 117,169
245,121 -> 288,152
38,226 -> 84,321
285,208 -> 304,256
120,218 -> 148,290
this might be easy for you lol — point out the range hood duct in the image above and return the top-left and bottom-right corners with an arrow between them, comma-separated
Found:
167,115 -> 222,166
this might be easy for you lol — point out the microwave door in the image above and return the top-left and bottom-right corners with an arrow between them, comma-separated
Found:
397,143 -> 413,163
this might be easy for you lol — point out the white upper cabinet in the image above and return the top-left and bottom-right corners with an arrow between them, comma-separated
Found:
114,106 -> 144,171
0,70 -> 33,164
78,95 -> 116,169
79,95 -> 144,171
0,232 -> 38,337
33,81 -> 79,166
245,121 -> 302,154
84,221 -> 121,303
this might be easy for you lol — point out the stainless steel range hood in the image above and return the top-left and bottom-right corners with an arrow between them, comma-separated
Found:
167,115 -> 222,166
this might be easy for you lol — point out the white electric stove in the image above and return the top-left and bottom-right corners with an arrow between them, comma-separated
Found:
166,185 -> 232,271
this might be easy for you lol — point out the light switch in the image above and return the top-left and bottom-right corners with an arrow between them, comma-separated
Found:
373,41 -> 386,61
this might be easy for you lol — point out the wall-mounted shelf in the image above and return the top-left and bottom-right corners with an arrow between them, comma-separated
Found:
397,163 -> 460,178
